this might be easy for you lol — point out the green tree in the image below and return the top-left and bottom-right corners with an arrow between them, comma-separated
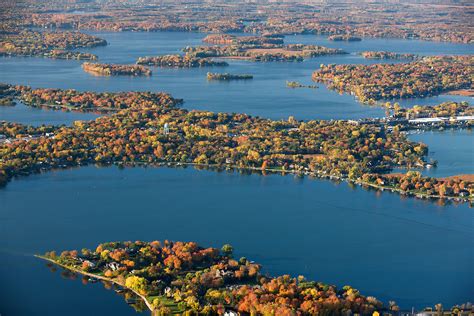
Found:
221,244 -> 233,256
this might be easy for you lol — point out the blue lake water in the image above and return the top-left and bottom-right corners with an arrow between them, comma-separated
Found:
0,166 -> 473,315
0,101 -> 100,126
0,31 -> 473,315
407,129 -> 474,177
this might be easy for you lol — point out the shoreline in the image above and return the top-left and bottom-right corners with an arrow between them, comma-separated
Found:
446,89 -> 474,97
35,255 -> 156,313
9,159 -> 472,203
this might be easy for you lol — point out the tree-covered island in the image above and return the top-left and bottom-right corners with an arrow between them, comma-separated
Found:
82,62 -> 152,76
286,81 -> 318,89
327,35 -> 362,42
207,73 -> 253,81
136,55 -> 228,68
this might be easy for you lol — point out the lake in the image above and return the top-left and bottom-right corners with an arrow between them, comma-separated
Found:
407,129 -> 474,177
0,166 -> 473,315
0,101 -> 100,126
0,31 -> 473,315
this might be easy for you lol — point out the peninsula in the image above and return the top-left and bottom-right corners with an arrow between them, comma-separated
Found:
0,30 -> 106,59
312,56 -> 473,103
183,44 -> 346,62
38,240 -> 474,315
360,51 -> 418,60
0,85 -> 472,202
38,240 -> 387,315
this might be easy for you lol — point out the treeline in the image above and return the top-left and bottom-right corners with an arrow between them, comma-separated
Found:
0,85 -> 472,200
312,56 -> 473,103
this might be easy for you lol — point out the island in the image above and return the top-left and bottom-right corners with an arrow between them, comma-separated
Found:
327,35 -> 362,42
286,81 -> 318,89
0,84 -> 472,202
38,240 -> 389,315
82,62 -> 152,76
312,55 -> 473,103
136,55 -> 228,68
360,51 -> 418,60
0,96 -> 15,106
207,73 -> 253,81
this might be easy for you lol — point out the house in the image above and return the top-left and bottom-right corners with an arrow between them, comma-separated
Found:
106,262 -> 120,271
84,260 -> 96,268
459,190 -> 469,197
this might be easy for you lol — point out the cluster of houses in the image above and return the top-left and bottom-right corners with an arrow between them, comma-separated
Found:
0,131 -> 55,144
347,115 -> 473,129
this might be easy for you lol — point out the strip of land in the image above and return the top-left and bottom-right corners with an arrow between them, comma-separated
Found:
0,85 -> 472,202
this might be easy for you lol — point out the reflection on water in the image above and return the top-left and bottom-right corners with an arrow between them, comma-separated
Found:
43,261 -> 147,314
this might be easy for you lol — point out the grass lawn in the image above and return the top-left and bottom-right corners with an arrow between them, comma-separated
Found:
147,295 -> 184,314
